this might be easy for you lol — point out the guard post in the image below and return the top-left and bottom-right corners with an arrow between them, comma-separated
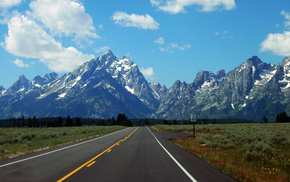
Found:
190,114 -> 197,138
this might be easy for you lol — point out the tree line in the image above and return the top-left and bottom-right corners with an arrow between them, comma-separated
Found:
276,111 -> 290,123
2,113 -> 134,128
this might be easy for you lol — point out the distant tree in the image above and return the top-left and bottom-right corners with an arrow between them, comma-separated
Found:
12,120 -> 17,127
276,111 -> 289,123
21,115 -> 25,127
173,120 -> 177,125
144,118 -> 149,125
65,116 -> 74,127
263,116 -> 268,123
111,117 -> 116,125
213,118 -> 217,124
57,117 -> 63,127
162,119 -> 168,125
32,116 -> 38,127
116,113 -> 132,127
75,117 -> 82,126
27,117 -> 32,127
182,119 -> 187,125
117,113 -> 126,125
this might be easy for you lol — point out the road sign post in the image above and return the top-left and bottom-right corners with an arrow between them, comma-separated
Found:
190,114 -> 197,138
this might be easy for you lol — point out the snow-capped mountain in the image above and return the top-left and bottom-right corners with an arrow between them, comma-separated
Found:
96,50 -> 162,109
0,52 -> 289,121
0,50 -> 157,119
32,72 -> 59,87
153,56 -> 290,121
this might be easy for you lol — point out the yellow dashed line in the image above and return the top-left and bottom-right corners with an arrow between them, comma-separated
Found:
86,161 -> 95,167
57,127 -> 139,182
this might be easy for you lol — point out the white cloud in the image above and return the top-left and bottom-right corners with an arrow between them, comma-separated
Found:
112,11 -> 159,30
159,42 -> 191,53
94,46 -> 110,53
260,11 -> 290,56
0,0 -> 22,8
29,0 -> 99,40
179,43 -> 191,50
98,24 -> 104,29
215,30 -> 233,39
140,67 -> 155,80
281,10 -> 290,28
2,15 -> 94,72
154,37 -> 165,45
150,0 -> 236,14
260,31 -> 290,56
13,59 -> 29,68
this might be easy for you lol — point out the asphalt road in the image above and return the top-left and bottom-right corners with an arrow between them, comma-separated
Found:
0,127 -> 237,182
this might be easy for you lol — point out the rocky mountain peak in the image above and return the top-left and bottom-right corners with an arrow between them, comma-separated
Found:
99,49 -> 118,66
32,72 -> 59,87
247,56 -> 262,66
216,69 -> 226,79
6,74 -> 32,95
193,70 -> 216,88
0,85 -> 5,94
282,57 -> 290,67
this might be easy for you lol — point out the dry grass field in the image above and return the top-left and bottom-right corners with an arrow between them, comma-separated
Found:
152,123 -> 290,182
0,126 -> 125,160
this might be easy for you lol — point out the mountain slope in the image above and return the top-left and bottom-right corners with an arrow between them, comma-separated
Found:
0,53 -> 289,121
152,56 -> 290,121
0,51 -> 153,119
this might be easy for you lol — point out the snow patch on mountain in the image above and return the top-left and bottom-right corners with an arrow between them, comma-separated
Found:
56,93 -> 67,100
125,86 -> 135,94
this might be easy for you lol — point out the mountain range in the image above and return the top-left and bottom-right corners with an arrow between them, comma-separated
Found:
1,50 -> 289,121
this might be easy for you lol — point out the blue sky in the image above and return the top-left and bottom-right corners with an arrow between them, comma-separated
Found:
0,0 -> 290,89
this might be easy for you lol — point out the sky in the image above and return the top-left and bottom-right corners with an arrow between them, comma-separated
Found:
0,0 -> 290,89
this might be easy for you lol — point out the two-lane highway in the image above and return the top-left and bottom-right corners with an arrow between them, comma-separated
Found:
0,127 -> 237,182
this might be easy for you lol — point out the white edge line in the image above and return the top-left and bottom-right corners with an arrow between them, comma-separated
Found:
0,128 -> 129,168
146,127 -> 197,182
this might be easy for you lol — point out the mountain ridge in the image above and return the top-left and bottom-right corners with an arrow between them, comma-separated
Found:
0,50 -> 289,121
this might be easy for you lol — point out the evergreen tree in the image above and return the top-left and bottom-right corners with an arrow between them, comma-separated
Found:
75,117 -> 82,126
116,113 -> 132,127
12,120 -> 17,127
144,118 -> 149,125
57,117 -> 63,127
111,117 -> 116,125
21,115 -> 25,127
32,116 -> 38,127
27,117 -> 32,127
263,116 -> 268,123
276,111 -> 289,123
65,116 -> 74,127
173,120 -> 177,125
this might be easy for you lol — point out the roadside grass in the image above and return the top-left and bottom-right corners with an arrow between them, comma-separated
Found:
151,124 -> 290,182
0,126 -> 125,160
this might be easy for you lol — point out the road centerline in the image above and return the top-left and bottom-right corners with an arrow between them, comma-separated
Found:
57,127 -> 139,182
0,128 -> 129,168
146,127 -> 197,182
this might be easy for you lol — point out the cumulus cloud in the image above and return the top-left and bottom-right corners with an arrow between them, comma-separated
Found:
154,37 -> 165,45
13,59 -> 29,68
140,67 -> 155,80
112,11 -> 159,30
2,15 -> 94,72
29,0 -> 99,40
260,11 -> 290,56
0,0 -> 22,8
260,31 -> 290,56
150,0 -> 236,14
